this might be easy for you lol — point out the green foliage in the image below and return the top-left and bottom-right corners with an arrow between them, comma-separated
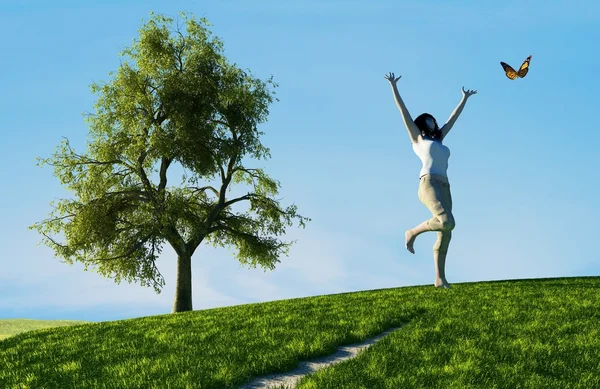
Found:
30,11 -> 309,294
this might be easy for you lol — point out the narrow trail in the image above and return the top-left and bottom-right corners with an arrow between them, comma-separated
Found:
239,325 -> 405,389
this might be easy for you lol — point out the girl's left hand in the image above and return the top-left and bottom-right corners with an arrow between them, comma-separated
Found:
462,86 -> 477,98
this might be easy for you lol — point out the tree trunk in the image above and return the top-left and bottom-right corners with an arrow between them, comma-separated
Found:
172,252 -> 193,313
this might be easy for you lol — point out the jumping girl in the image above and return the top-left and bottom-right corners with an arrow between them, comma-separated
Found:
385,72 -> 477,288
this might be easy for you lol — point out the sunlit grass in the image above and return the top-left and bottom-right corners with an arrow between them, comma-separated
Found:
1,276 -> 599,388
0,319 -> 91,341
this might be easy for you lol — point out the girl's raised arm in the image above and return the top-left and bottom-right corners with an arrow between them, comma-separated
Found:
440,86 -> 477,139
385,72 -> 421,144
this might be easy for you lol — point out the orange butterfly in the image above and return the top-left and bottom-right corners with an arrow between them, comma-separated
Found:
500,55 -> 532,80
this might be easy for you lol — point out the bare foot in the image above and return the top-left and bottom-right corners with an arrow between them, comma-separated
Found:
435,278 -> 450,288
405,229 -> 416,254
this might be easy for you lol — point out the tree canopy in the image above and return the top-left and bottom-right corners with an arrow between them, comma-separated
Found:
30,11 -> 309,312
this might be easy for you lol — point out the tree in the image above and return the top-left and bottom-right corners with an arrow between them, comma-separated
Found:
29,11 -> 309,313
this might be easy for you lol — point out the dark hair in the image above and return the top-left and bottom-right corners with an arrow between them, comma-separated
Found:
414,113 -> 442,141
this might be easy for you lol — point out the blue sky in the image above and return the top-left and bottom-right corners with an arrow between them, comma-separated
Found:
1,0 -> 599,323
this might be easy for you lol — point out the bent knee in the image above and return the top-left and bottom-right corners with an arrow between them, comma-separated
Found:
439,215 -> 455,231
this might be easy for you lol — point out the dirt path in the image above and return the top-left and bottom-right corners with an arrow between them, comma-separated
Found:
239,325 -> 405,389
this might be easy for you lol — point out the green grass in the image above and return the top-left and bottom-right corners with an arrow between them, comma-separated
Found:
0,319 -> 92,341
1,276 -> 599,389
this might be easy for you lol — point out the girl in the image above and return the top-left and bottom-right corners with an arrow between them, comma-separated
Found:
385,72 -> 477,288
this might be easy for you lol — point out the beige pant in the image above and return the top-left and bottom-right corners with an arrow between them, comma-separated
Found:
418,174 -> 455,252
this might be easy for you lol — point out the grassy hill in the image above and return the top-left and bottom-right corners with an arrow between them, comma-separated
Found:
1,276 -> 599,388
0,319 -> 92,341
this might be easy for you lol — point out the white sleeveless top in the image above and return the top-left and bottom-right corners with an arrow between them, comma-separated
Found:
412,136 -> 451,178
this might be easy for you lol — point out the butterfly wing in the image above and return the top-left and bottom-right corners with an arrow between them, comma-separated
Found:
500,62 -> 518,80
517,55 -> 532,78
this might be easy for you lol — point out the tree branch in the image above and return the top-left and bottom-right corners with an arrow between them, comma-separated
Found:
232,167 -> 260,179
219,139 -> 240,206
46,159 -> 124,168
136,150 -> 154,194
40,213 -> 77,224
47,140 -> 134,171
155,102 -> 167,125
188,186 -> 219,197
226,152 -> 237,179
144,80 -> 166,125
113,167 -> 133,180
41,232 -> 69,249
174,26 -> 187,72
163,224 -> 186,256
219,165 -> 226,185
222,193 -> 254,208
219,225 -> 260,241
158,157 -> 172,192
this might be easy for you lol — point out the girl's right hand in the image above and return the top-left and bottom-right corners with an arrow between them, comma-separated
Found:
384,72 -> 401,85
